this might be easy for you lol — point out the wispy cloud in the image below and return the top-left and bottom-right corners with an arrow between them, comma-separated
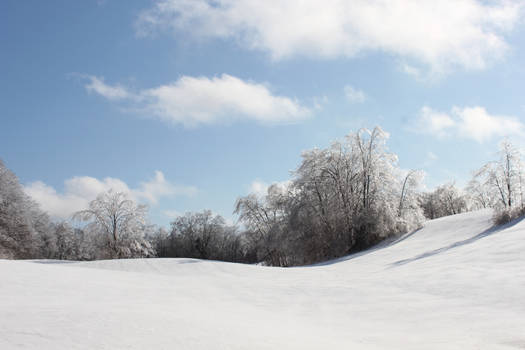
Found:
81,74 -> 311,127
344,85 -> 366,103
413,106 -> 525,142
24,171 -> 197,219
136,0 -> 523,74
84,76 -> 132,101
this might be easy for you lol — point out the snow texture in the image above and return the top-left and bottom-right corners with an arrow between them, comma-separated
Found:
1,209 -> 525,349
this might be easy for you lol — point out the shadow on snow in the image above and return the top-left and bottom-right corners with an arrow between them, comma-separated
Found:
390,216 -> 525,267
309,213 -> 523,268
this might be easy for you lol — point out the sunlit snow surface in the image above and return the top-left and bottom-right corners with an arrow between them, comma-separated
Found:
2,210 -> 525,349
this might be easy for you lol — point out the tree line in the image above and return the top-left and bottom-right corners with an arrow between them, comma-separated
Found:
1,127 -> 523,265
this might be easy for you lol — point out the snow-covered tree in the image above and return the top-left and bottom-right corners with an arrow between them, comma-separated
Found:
73,191 -> 155,259
397,170 -> 426,232
0,159 -> 52,259
473,140 -> 523,211
466,177 -> 494,210
468,139 -> 525,224
234,190 -> 289,265
49,222 -> 93,260
163,210 -> 245,262
235,127 -> 425,266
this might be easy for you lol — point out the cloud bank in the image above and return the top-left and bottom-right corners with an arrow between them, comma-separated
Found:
24,171 -> 197,219
136,0 -> 522,73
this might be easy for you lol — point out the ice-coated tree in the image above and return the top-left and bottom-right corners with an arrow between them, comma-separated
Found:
0,159 -> 51,259
73,191 -> 155,259
51,221 -> 92,260
293,127 -> 422,249
149,226 -> 170,258
162,210 -> 245,262
471,139 -> 524,211
419,183 -> 468,220
235,127 -> 425,266
396,170 -> 425,231
234,188 -> 289,265
468,139 -> 525,224
466,177 -> 494,210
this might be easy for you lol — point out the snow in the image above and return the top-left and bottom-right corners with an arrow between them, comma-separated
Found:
1,209 -> 525,349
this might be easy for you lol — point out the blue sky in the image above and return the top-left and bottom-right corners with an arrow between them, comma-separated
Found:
2,0 -> 525,226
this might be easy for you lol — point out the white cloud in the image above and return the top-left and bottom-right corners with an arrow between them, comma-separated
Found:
418,106 -> 456,137
400,63 -> 422,78
136,0 -> 523,73
134,171 -> 197,204
24,171 -> 197,219
454,106 -> 525,143
82,74 -> 310,127
84,76 -> 131,101
344,85 -> 366,103
142,74 -> 310,126
414,106 -> 525,142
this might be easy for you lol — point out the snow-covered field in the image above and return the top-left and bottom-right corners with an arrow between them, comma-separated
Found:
1,210 -> 525,349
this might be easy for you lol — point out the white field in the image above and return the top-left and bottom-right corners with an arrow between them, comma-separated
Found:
1,210 -> 525,349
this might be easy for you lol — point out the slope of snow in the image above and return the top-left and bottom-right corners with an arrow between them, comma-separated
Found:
1,210 -> 525,349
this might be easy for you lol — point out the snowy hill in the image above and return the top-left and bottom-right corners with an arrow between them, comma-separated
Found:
1,210 -> 525,349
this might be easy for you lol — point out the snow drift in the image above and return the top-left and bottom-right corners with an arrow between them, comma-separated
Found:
1,210 -> 524,349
